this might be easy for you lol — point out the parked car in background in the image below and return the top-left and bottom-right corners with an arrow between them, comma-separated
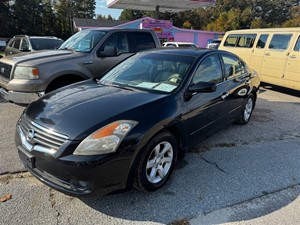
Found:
4,35 -> 63,56
0,28 -> 161,104
219,27 -> 300,91
206,39 -> 221,49
162,41 -> 198,48
16,48 -> 260,195
0,40 -> 7,51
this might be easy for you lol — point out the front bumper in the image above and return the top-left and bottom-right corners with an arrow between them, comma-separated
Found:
15,130 -> 134,195
0,87 -> 44,104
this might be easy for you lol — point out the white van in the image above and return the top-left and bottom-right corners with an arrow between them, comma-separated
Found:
219,28 -> 300,91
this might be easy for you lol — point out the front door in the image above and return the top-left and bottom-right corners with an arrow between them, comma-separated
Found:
184,53 -> 228,143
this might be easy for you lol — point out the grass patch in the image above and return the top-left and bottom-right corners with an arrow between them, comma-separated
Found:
0,51 -> 4,57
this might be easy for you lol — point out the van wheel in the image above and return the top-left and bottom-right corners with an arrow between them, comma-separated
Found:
135,132 -> 178,192
236,94 -> 254,125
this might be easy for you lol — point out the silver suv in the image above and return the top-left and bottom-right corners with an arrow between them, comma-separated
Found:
4,35 -> 63,56
0,28 -> 160,104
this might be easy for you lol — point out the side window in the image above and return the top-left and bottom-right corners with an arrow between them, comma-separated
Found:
236,34 -> 256,48
12,38 -> 21,49
166,44 -> 176,47
256,34 -> 268,49
193,54 -> 223,84
21,38 -> 29,49
222,54 -> 246,79
269,34 -> 292,50
224,35 -> 238,47
99,32 -> 129,55
130,32 -> 156,51
293,36 -> 300,51
224,34 -> 256,48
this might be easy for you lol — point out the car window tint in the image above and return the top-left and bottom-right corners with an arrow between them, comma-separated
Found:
130,32 -> 156,51
269,34 -> 292,50
256,34 -> 268,49
222,54 -> 246,79
293,36 -> 300,51
13,38 -> 21,49
99,32 -> 129,55
193,54 -> 223,84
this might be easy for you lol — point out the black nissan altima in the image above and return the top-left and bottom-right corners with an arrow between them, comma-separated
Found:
16,49 -> 260,195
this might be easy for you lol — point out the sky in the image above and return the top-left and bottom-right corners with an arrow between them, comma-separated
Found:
95,0 -> 123,19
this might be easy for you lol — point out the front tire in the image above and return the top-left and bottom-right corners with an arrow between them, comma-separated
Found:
135,132 -> 178,192
236,94 -> 255,125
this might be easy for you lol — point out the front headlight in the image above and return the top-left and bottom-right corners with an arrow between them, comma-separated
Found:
14,66 -> 39,79
73,120 -> 138,156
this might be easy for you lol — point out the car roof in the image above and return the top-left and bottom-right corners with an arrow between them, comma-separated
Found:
163,41 -> 196,45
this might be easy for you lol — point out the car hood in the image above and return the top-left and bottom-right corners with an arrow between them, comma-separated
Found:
1,50 -> 75,65
25,80 -> 167,140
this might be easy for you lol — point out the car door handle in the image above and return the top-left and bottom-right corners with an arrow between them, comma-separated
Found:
290,55 -> 296,59
264,52 -> 271,56
221,92 -> 229,100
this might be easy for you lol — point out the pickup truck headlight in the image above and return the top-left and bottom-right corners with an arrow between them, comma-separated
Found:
14,66 -> 39,79
73,120 -> 138,155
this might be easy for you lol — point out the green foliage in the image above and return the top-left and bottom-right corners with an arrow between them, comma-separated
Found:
0,0 -> 96,39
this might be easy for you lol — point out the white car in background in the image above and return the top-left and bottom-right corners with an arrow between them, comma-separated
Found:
162,41 -> 198,48
206,39 -> 221,49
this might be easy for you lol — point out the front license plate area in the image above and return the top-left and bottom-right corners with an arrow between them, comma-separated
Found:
18,148 -> 36,168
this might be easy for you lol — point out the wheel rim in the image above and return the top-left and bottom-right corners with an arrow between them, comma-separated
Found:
244,97 -> 253,122
146,141 -> 174,184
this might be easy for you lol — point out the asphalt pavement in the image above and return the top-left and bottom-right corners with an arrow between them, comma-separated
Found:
0,86 -> 300,225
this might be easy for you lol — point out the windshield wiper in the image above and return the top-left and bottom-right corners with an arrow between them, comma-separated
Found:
105,83 -> 136,91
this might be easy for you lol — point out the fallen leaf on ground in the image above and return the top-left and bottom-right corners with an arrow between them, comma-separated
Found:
0,194 -> 12,202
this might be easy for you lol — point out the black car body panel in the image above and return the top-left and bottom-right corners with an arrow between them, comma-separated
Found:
16,49 -> 260,195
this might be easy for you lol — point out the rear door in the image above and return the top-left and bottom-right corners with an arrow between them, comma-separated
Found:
260,33 -> 294,85
284,34 -> 300,90
250,34 -> 269,74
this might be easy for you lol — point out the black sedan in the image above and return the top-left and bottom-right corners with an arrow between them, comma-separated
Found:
15,49 -> 260,195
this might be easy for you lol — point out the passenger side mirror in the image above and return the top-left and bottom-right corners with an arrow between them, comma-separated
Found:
98,46 -> 117,57
186,82 -> 217,97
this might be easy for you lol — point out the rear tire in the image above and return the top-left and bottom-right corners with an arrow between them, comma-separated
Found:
236,94 -> 254,125
135,132 -> 178,192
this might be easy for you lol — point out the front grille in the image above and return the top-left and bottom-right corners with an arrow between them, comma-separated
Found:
19,116 -> 68,152
0,62 -> 12,79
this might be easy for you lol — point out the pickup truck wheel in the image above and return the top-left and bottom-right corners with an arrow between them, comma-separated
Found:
46,77 -> 83,93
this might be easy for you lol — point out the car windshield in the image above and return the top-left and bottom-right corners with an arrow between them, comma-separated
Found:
59,30 -> 107,52
100,52 -> 195,93
30,38 -> 63,50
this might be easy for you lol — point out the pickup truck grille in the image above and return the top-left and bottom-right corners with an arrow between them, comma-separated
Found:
19,116 -> 69,153
0,62 -> 12,79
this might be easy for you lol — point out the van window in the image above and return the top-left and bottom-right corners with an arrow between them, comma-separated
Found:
294,36 -> 300,51
224,35 -> 238,47
256,34 -> 268,49
236,34 -> 256,48
221,54 -> 246,79
224,34 -> 256,48
269,34 -> 292,50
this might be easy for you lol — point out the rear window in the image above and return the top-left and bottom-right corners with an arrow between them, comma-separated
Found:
129,32 -> 156,51
30,38 -> 63,50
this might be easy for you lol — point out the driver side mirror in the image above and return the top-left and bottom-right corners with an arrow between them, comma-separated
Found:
185,82 -> 217,99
